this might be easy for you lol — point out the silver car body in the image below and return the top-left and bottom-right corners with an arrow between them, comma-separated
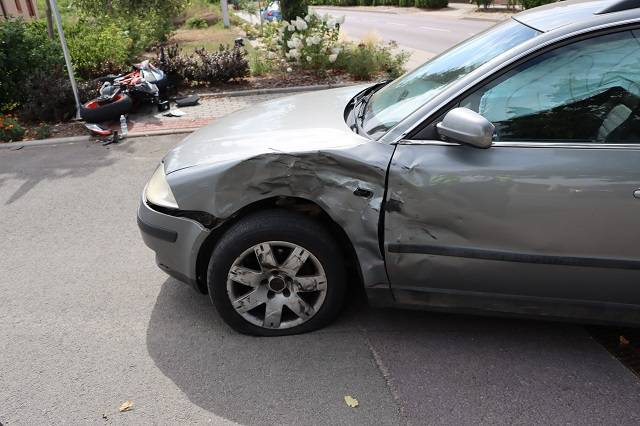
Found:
139,0 -> 640,325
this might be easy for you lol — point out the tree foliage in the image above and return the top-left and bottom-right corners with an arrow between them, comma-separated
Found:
281,0 -> 308,21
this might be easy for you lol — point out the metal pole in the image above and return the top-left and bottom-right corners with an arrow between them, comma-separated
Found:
221,0 -> 230,28
48,0 -> 81,119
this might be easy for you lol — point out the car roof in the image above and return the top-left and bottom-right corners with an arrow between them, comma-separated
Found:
515,0 -> 640,32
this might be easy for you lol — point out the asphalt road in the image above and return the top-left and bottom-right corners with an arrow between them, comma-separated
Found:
314,7 -> 494,56
1,135 -> 640,425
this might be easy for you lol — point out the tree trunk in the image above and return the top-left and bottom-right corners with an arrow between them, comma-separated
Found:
45,0 -> 55,39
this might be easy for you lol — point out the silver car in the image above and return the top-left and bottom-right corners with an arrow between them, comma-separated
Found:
138,0 -> 640,335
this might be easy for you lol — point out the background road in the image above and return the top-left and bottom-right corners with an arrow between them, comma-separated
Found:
1,135 -> 639,424
314,7 -> 494,57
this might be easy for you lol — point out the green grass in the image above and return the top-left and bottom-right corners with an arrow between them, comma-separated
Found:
170,21 -> 241,53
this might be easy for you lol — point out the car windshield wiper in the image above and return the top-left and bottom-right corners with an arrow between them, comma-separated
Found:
352,80 -> 390,135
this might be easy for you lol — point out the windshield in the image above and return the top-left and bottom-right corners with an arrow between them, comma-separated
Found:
362,19 -> 540,139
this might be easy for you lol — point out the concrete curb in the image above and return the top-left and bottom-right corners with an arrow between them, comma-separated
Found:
461,16 -> 504,22
1,84 -> 349,150
197,83 -> 356,98
0,128 -> 197,150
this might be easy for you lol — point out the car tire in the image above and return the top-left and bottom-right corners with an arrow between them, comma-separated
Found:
79,93 -> 133,123
207,209 -> 347,336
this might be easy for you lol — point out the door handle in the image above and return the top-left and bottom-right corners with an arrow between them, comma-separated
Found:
634,189 -> 640,199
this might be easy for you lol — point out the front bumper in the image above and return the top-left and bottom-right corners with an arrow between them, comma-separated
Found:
137,196 -> 211,289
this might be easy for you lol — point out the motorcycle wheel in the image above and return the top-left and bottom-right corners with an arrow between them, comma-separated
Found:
80,93 -> 133,123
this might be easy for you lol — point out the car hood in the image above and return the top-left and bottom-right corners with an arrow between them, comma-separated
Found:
163,85 -> 369,174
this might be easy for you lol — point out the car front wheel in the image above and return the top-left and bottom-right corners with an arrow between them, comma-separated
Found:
207,210 -> 347,336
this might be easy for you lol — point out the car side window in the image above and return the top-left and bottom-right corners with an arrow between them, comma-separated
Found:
461,30 -> 640,144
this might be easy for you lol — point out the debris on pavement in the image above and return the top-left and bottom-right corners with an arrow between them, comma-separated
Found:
99,131 -> 120,147
175,94 -> 200,108
118,400 -> 133,412
163,109 -> 187,118
344,395 -> 359,408
620,335 -> 630,346
84,122 -> 113,137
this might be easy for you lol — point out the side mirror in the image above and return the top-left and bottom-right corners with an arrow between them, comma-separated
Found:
436,107 -> 495,149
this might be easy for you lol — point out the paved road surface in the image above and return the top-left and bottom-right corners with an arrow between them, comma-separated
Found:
314,7 -> 494,57
1,135 -> 639,424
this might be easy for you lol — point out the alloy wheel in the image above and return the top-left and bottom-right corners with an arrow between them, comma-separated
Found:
226,241 -> 328,330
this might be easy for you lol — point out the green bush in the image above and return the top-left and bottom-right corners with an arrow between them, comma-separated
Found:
18,72 -> 98,122
414,0 -> 448,8
521,0 -> 557,8
398,0 -> 411,6
186,17 -> 209,29
475,0 -> 493,9
0,19 -> 63,111
73,0 -> 189,43
36,123 -> 52,140
336,40 -> 409,80
248,49 -> 274,76
0,114 -> 26,142
281,0 -> 308,21
66,20 -> 132,79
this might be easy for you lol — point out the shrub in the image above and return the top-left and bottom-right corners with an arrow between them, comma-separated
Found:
161,45 -> 249,85
0,19 -> 63,111
195,47 -> 250,83
73,0 -> 189,44
0,114 -> 26,142
521,0 -> 557,8
475,0 -> 493,9
336,40 -> 409,80
18,72 -> 99,122
398,0 -> 411,6
186,17 -> 209,29
248,49 -> 274,76
238,0 -> 259,15
36,123 -> 52,140
280,13 -> 343,70
281,0 -> 308,22
66,20 -> 132,79
414,0 -> 448,8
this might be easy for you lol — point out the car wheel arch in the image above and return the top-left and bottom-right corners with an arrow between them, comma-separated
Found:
194,196 -> 364,295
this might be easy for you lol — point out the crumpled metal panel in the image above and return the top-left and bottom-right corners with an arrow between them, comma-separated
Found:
162,86 -> 394,289
384,143 -> 640,304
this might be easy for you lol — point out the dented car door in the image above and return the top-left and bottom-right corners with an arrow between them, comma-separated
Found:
383,142 -> 640,309
383,29 -> 640,312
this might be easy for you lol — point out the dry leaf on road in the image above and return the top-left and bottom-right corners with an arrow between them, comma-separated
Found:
344,395 -> 359,408
119,400 -> 133,412
619,335 -> 630,346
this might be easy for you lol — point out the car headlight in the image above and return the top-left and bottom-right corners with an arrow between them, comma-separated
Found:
145,164 -> 178,209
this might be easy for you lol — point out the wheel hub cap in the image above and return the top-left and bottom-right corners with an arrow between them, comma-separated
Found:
226,241 -> 328,330
268,275 -> 287,293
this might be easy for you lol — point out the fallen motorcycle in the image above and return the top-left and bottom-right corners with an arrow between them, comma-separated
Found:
80,60 -> 169,123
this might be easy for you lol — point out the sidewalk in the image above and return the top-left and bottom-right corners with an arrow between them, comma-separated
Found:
127,92 -> 290,135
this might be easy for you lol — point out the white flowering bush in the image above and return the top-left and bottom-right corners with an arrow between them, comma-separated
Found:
241,11 -> 409,80
277,11 -> 344,70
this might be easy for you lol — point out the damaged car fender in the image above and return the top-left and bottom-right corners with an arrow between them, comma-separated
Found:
163,87 -> 396,291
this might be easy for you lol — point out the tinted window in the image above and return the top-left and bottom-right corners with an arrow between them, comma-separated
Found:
462,30 -> 640,143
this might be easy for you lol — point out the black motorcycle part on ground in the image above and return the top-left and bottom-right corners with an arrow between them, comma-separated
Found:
175,94 -> 200,107
80,94 -> 133,123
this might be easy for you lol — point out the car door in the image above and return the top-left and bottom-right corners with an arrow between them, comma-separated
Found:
384,29 -> 640,311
